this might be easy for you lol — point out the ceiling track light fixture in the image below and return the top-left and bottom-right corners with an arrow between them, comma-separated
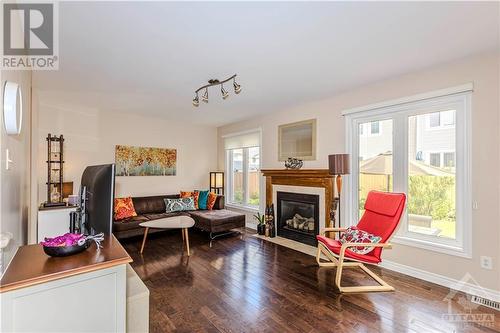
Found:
192,74 -> 241,107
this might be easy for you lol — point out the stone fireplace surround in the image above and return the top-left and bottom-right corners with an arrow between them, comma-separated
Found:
261,169 -> 334,243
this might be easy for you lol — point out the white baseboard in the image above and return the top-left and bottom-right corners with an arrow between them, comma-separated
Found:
381,260 -> 500,303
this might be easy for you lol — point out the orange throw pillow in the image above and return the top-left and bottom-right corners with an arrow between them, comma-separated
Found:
180,191 -> 199,209
207,192 -> 218,210
114,197 -> 137,221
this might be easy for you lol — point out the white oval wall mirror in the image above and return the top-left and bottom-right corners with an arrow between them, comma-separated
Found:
3,81 -> 23,135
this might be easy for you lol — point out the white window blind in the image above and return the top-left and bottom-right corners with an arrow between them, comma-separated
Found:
224,131 -> 260,150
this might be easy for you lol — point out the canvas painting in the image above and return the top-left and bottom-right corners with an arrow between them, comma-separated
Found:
115,145 -> 177,176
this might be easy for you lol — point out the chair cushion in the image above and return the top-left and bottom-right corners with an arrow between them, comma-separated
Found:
364,191 -> 405,217
317,235 -> 381,264
339,226 -> 381,255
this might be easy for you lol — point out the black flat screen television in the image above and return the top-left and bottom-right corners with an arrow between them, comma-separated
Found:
80,164 -> 115,235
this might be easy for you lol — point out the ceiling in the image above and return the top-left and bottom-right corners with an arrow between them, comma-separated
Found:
33,1 -> 499,126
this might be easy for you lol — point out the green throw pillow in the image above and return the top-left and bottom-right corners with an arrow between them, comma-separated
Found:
197,190 -> 209,210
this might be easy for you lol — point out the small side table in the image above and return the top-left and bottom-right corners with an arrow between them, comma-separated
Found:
139,215 -> 195,255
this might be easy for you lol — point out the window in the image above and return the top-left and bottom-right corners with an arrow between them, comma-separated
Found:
224,131 -> 261,209
346,91 -> 471,257
370,121 -> 380,134
430,153 -> 441,167
428,110 -> 455,128
444,152 -> 455,168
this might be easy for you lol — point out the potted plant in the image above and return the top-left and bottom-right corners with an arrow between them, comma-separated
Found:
253,212 -> 266,235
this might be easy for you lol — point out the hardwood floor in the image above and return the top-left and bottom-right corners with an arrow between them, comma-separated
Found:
121,229 -> 499,333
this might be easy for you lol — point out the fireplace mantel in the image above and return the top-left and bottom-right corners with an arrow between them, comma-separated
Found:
261,169 -> 334,229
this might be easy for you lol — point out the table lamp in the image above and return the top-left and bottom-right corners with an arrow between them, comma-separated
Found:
328,154 -> 350,227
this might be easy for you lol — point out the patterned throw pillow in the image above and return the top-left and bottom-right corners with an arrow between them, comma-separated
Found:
207,192 -> 218,210
339,226 -> 382,255
164,197 -> 195,212
114,197 -> 137,221
197,190 -> 209,210
180,191 -> 199,209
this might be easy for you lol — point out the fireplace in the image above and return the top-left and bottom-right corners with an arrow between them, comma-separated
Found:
277,191 -> 319,246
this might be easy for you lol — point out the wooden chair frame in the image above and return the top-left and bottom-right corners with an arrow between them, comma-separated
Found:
316,227 -> 394,293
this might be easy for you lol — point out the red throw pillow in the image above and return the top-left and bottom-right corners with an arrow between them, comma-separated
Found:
180,191 -> 199,209
114,197 -> 137,221
207,192 -> 218,210
339,226 -> 382,255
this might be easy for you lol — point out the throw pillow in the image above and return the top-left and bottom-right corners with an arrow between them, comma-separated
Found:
197,190 -> 209,210
207,192 -> 218,210
114,197 -> 137,221
164,197 -> 195,212
180,191 -> 199,209
339,226 -> 382,255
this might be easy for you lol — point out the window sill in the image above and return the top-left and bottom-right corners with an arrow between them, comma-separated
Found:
392,235 -> 471,259
225,203 -> 259,213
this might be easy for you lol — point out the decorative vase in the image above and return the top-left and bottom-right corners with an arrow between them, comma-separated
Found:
284,157 -> 303,170
265,224 -> 270,237
257,223 -> 265,235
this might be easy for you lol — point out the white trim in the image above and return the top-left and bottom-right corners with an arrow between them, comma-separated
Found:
344,91 -> 472,258
380,260 -> 500,303
221,127 -> 262,138
342,83 -> 474,116
225,203 -> 259,213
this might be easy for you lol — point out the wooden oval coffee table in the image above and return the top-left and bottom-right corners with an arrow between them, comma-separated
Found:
139,215 -> 195,255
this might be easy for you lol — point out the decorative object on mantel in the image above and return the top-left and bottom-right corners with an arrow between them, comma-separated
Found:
44,134 -> 66,208
209,171 -> 224,195
284,157 -> 303,170
278,119 -> 316,161
192,74 -> 241,107
328,154 -> 350,228
253,212 -> 266,235
115,145 -> 177,176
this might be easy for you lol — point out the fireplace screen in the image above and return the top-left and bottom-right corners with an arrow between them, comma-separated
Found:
277,191 -> 319,246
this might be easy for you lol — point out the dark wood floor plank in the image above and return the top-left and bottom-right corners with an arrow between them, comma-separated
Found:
122,230 -> 500,333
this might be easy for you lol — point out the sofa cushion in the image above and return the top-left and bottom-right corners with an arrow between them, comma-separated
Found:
114,197 -> 138,221
113,215 -> 150,232
207,192 -> 217,210
132,195 -> 179,215
197,190 -> 209,209
143,212 -> 188,220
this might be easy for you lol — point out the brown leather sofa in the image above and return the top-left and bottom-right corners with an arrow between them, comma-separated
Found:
113,194 -> 246,243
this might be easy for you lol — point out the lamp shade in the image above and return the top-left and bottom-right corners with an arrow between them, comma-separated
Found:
328,154 -> 350,175
210,171 -> 224,188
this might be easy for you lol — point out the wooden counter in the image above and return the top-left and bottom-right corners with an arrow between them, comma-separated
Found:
0,234 -> 132,293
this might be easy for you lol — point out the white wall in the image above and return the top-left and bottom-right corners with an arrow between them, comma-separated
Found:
0,6 -> 33,271
35,103 -> 217,202
217,51 -> 500,292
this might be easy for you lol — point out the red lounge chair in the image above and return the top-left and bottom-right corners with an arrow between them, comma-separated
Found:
316,190 -> 406,293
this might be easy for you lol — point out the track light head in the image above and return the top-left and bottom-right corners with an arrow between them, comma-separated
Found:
221,84 -> 229,100
192,93 -> 199,107
202,88 -> 209,103
233,79 -> 241,94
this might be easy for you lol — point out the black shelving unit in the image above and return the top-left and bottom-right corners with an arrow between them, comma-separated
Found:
44,134 -> 65,207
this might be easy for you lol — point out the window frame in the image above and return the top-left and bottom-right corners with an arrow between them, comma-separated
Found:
345,92 -> 472,258
225,146 -> 261,212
